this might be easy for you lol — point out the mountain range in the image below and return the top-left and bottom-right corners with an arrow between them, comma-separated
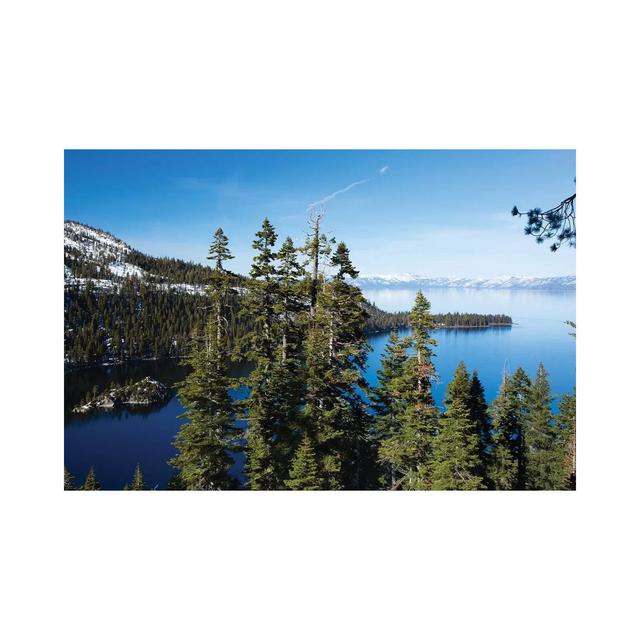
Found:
352,274 -> 575,290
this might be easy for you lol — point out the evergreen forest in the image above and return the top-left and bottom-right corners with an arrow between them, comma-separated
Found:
66,217 -> 575,491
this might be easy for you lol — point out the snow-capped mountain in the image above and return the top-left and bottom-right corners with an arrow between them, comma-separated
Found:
352,274 -> 576,290
65,220 -> 146,282
64,220 -> 208,294
65,220 -> 133,262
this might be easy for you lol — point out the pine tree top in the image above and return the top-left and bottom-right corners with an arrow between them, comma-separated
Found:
444,361 -> 471,410
82,466 -> 101,490
207,228 -> 234,270
64,466 -> 75,490
331,242 -> 359,280
285,433 -> 322,490
131,464 -> 147,490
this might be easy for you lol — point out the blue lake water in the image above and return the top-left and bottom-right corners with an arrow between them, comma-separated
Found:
64,287 -> 575,490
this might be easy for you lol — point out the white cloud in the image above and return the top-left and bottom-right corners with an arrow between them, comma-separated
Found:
379,166 -> 389,174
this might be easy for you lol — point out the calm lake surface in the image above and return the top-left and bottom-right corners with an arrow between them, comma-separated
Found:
64,287 -> 576,489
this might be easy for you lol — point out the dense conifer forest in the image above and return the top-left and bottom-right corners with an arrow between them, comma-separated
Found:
66,217 -> 574,491
64,275 -> 512,368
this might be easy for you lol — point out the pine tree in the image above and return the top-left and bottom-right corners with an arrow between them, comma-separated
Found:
241,219 -> 285,489
557,389 -> 576,490
271,236 -> 307,476
64,466 -> 75,490
430,362 -> 484,490
490,368 -> 530,490
468,370 -> 493,485
371,330 -> 412,487
284,433 -> 322,490
129,464 -> 147,490
207,227 -> 234,269
524,364 -> 566,489
170,228 -> 240,490
377,291 -> 439,490
275,237 -> 306,369
81,466 -> 101,490
166,474 -> 185,490
510,368 -> 531,489
302,241 -> 374,489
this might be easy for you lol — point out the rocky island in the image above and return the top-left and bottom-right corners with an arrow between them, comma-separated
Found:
73,377 -> 171,413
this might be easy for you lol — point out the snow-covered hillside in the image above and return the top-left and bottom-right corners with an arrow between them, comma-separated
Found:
64,220 -> 132,263
352,274 -> 576,290
64,220 -> 207,294
65,220 -> 141,283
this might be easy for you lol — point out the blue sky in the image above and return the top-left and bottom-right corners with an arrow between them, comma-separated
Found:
64,150 -> 576,277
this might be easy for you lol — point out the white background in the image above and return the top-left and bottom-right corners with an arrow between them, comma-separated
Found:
1,1 -> 638,638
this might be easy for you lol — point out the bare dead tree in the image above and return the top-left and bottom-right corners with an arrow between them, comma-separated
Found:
303,206 -> 335,317
306,207 -> 324,317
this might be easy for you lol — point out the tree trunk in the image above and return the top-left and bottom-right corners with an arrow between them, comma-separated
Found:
309,215 -> 320,318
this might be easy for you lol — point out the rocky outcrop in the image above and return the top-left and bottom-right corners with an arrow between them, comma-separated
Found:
73,377 -> 170,413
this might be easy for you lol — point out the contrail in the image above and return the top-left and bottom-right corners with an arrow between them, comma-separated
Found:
307,178 -> 371,210
307,166 -> 389,211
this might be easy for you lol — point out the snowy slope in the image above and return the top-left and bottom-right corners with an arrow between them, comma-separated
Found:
64,221 -> 212,295
64,220 -> 132,263
64,220 -> 143,282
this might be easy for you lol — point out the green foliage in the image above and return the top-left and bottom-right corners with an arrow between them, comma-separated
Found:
241,219 -> 281,489
365,301 -> 512,333
489,369 -> 530,490
302,241 -> 375,489
271,236 -> 307,478
557,390 -> 576,490
284,433 -> 322,490
166,474 -> 185,490
241,220 -> 307,489
170,229 -> 241,490
430,362 -> 485,490
524,364 -> 566,489
377,292 -> 440,490
468,370 -> 493,483
370,331 -> 413,487
81,466 -> 101,490
128,464 -> 148,490
171,319 -> 240,489
64,281 -> 224,365
64,466 -> 75,490
207,227 -> 235,269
